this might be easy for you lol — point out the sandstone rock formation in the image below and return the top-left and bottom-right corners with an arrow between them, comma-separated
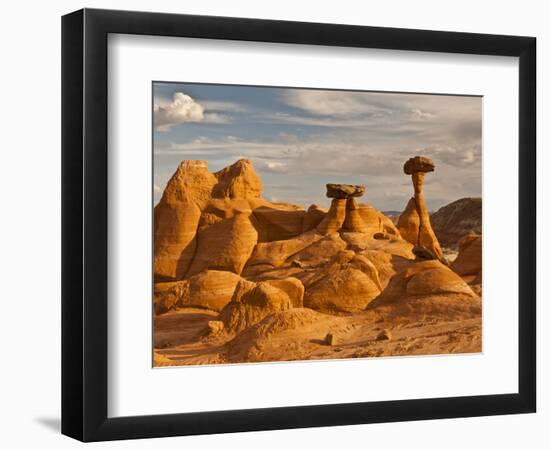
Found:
154,160 -> 217,281
246,229 -> 323,268
358,204 -> 401,237
186,209 -> 258,276
316,184 -> 390,236
212,158 -> 263,199
397,156 -> 443,259
326,183 -> 366,198
153,157 -> 482,367
303,266 -> 381,313
290,233 -> 348,267
404,260 -> 476,296
154,159 -> 310,281
252,203 -> 305,241
369,258 -> 478,313
224,308 -> 339,362
431,197 -> 482,249
452,234 -> 482,291
220,279 -> 294,332
302,204 -> 327,232
316,198 -> 347,234
154,269 -> 243,313
264,277 -> 305,308
343,197 -> 369,233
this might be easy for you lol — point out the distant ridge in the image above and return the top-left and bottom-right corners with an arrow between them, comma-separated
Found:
430,197 -> 482,249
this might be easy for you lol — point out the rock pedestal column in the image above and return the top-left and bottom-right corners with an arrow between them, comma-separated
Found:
316,184 -> 368,234
397,156 -> 443,259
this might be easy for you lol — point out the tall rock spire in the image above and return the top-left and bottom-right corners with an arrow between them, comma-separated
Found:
397,156 -> 443,259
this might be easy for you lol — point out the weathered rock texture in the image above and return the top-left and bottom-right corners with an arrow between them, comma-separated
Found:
326,183 -> 366,198
431,197 -> 482,249
154,161 -> 217,281
452,234 -> 482,291
154,270 -> 242,313
397,156 -> 443,260
302,204 -> 327,233
186,209 -> 258,276
154,159 -> 307,281
220,280 -> 295,332
304,267 -> 381,313
213,158 -> 263,199
153,157 -> 482,367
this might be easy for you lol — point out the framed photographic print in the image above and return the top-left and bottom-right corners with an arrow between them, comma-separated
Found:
62,8 -> 536,442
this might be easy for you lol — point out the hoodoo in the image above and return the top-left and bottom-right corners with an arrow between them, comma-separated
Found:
397,156 -> 443,260
317,183 -> 369,234
153,157 -> 482,366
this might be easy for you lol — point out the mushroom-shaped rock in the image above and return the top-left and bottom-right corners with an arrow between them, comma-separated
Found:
403,156 -> 435,175
326,183 -> 365,199
397,155 -> 443,260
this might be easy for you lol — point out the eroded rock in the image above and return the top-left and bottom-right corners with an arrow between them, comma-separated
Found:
304,267 -> 381,313
397,156 -> 443,260
220,280 -> 294,332
326,183 -> 365,198
452,234 -> 482,287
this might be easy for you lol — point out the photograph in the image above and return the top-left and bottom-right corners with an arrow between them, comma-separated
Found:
152,82 -> 483,367
0,0 -> 542,447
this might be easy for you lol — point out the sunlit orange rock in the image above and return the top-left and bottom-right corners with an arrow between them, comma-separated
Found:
213,158 -> 263,199
452,234 -> 482,288
154,160 -> 217,281
397,156 -> 443,259
304,267 -> 381,313
220,280 -> 293,332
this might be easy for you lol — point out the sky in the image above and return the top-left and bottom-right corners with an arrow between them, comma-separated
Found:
153,82 -> 482,211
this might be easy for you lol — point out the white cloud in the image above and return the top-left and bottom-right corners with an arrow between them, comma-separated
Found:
202,112 -> 231,124
154,92 -> 204,131
284,90 -> 393,117
153,94 -> 241,130
262,112 -> 373,128
154,88 -> 481,210
255,160 -> 288,173
155,130 -> 481,211
411,108 -> 435,120
201,100 -> 246,113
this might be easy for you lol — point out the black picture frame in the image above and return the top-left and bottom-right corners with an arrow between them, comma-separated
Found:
61,8 -> 536,442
